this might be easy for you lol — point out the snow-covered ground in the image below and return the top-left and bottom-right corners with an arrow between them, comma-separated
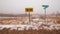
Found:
0,16 -> 60,30
0,22 -> 60,30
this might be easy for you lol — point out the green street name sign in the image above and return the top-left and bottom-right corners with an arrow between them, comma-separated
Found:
42,5 -> 49,9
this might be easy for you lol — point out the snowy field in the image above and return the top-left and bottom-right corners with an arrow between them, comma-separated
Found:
0,24 -> 60,30
0,15 -> 60,30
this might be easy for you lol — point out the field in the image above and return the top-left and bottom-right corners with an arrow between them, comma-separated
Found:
0,14 -> 60,34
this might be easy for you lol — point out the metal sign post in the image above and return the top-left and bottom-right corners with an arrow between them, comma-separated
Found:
29,12 -> 30,25
42,5 -> 49,23
25,8 -> 33,25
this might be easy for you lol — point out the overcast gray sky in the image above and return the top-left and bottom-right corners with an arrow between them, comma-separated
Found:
0,0 -> 60,14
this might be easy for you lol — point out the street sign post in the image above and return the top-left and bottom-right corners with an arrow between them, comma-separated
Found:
42,5 -> 49,23
25,8 -> 33,25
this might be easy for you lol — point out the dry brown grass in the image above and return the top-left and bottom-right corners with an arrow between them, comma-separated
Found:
0,28 -> 60,34
56,19 -> 60,24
